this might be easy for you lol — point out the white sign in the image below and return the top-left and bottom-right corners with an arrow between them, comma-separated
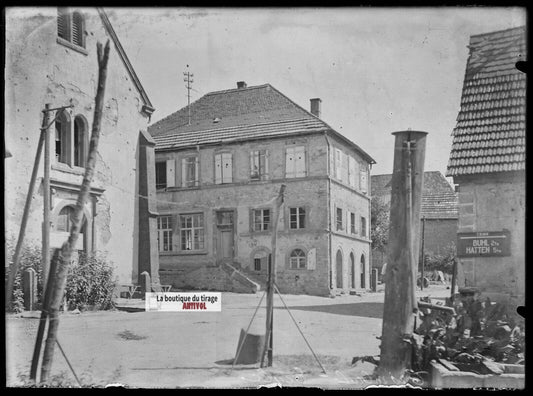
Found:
145,292 -> 222,312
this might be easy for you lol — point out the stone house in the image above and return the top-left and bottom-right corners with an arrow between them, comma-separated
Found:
446,26 -> 526,304
371,171 -> 458,274
4,7 -> 159,286
148,82 -> 375,296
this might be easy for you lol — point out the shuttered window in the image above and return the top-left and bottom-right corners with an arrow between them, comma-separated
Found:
348,156 -> 356,187
289,249 -> 307,269
286,146 -> 306,178
215,153 -> 232,184
250,150 -> 269,180
360,169 -> 368,193
156,162 -> 167,189
57,8 -> 85,49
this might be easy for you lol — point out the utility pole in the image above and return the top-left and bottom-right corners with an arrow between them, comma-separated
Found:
42,103 -> 51,290
183,65 -> 193,126
378,130 -> 427,383
260,184 -> 286,368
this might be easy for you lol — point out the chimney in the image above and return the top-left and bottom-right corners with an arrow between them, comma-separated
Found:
237,81 -> 247,89
310,98 -> 321,118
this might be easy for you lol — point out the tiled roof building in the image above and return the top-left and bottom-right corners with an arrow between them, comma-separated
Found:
447,26 -> 526,304
148,82 -> 375,296
371,171 -> 458,219
446,26 -> 526,177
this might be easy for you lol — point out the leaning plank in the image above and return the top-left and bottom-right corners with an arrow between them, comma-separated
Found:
437,359 -> 460,372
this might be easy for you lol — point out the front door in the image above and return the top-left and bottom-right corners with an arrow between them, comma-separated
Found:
216,211 -> 234,264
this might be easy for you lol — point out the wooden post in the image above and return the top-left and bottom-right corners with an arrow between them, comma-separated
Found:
260,184 -> 285,368
5,112 -> 48,310
23,268 -> 37,311
42,103 -> 51,292
40,41 -> 110,383
378,130 -> 427,382
450,258 -> 457,302
420,216 -> 426,290
30,249 -> 60,381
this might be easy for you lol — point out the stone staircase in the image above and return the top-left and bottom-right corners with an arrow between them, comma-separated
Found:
220,262 -> 262,293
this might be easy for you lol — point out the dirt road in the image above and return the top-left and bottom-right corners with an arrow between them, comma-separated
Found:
5,285 -> 451,388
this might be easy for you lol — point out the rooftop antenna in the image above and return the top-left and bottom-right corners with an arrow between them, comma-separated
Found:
183,65 -> 194,125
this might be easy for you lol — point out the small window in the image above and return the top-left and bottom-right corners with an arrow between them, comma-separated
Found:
250,150 -> 269,180
336,207 -> 343,231
182,156 -> 198,187
289,207 -> 306,229
360,168 -> 368,194
73,116 -> 86,167
180,213 -> 204,251
335,149 -> 344,181
360,216 -> 367,237
155,162 -> 167,189
348,156 -> 356,187
252,209 -> 270,232
57,8 -> 85,48
157,216 -> 173,252
289,249 -> 306,269
285,146 -> 306,178
350,212 -> 356,234
253,250 -> 269,272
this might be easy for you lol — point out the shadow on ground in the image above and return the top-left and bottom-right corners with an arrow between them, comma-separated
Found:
282,302 -> 383,319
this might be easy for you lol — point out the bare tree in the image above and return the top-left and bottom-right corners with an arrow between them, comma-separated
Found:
40,40 -> 111,383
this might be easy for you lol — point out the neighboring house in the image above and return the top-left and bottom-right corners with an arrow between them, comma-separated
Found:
148,82 -> 375,296
371,171 -> 459,273
5,7 -> 159,287
446,26 -> 526,304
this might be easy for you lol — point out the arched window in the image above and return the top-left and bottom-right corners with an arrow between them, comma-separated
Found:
57,206 -> 86,233
57,8 -> 85,48
74,116 -> 87,167
289,249 -> 306,269
55,110 -> 71,164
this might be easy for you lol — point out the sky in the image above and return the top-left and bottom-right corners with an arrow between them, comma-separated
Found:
106,7 -> 526,177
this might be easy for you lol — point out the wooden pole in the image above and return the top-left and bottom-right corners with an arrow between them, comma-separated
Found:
42,103 -> 51,292
5,111 -> 48,310
40,41 -> 110,383
450,258 -> 458,302
30,249 -> 59,381
260,184 -> 285,368
420,217 -> 426,290
378,130 -> 427,382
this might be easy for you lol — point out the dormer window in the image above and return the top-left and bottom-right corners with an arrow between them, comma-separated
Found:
57,8 -> 85,49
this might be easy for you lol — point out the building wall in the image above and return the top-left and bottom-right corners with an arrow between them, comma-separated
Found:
4,8 -> 149,283
155,132 -> 372,296
419,218 -> 458,256
455,172 -> 525,304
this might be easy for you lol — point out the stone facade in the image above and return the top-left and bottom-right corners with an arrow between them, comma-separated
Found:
155,133 -> 372,296
4,8 -> 157,285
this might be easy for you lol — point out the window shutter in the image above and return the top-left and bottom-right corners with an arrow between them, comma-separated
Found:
166,159 -> 176,187
180,158 -> 186,187
360,169 -> 368,193
194,156 -> 199,186
285,148 -> 294,177
72,12 -> 84,47
335,149 -> 342,180
264,150 -> 269,179
215,154 -> 222,184
250,151 -> 255,178
295,146 -> 306,177
348,156 -> 356,187
222,153 -> 232,183
307,248 -> 316,270
57,9 -> 69,40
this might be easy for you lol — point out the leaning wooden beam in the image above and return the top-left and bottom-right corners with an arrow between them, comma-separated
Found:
39,40 -> 111,383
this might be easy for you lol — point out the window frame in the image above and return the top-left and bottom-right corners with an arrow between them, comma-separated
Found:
181,155 -> 199,187
157,215 -> 174,252
250,149 -> 269,181
336,207 -> 343,231
360,216 -> 367,237
179,213 -> 205,251
289,248 -> 307,270
289,207 -> 306,230
251,208 -> 271,232
350,212 -> 357,235
155,161 -> 167,190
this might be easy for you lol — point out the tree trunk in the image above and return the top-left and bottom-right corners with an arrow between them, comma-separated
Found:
40,41 -> 110,383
